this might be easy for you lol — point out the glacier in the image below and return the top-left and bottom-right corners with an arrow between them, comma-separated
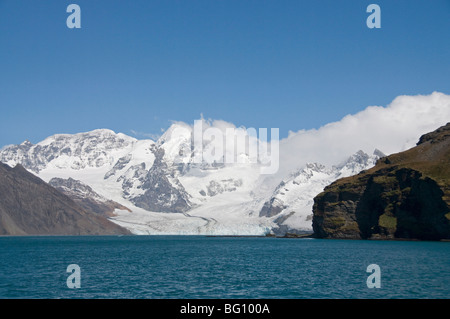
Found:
2,93 -> 449,235
0,125 -> 384,236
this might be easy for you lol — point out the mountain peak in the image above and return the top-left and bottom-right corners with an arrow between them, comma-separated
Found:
417,122 -> 450,146
89,128 -> 116,134
37,128 -> 136,145
373,148 -> 386,158
20,140 -> 33,147
157,122 -> 192,146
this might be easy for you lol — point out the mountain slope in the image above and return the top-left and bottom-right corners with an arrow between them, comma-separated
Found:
0,126 -> 267,235
49,177 -> 131,217
0,162 -> 130,235
261,150 -> 384,235
0,128 -> 392,235
312,123 -> 450,240
0,119 -> 446,235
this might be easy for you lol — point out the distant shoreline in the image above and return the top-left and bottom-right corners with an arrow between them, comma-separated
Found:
1,233 -> 449,241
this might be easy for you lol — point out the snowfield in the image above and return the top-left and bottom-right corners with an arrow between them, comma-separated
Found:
2,92 -> 449,235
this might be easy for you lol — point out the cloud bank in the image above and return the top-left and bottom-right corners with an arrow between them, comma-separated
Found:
155,91 -> 450,181
276,91 -> 450,177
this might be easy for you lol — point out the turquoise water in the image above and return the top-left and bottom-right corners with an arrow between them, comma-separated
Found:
0,236 -> 449,299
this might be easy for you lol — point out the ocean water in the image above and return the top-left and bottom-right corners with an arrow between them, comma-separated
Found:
0,236 -> 449,299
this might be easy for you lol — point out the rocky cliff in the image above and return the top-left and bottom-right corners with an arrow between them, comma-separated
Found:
312,123 -> 450,240
260,151 -> 384,235
0,162 -> 131,235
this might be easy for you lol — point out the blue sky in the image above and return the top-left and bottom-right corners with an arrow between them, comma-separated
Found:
0,0 -> 449,147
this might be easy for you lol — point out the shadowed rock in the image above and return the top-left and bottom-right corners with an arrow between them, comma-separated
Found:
313,123 -> 450,240
0,163 -> 130,235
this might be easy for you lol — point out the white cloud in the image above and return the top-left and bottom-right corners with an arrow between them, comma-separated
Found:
277,91 -> 450,178
154,92 -> 450,181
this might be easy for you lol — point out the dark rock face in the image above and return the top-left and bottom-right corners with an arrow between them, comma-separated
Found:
312,123 -> 450,240
49,177 -> 131,217
0,163 -> 130,235
259,198 -> 287,218
104,154 -> 132,180
313,168 -> 449,240
131,148 -> 192,213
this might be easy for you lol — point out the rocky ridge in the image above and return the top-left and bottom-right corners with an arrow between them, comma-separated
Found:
0,162 -> 130,235
261,150 -> 384,235
49,177 -> 131,217
312,123 -> 450,240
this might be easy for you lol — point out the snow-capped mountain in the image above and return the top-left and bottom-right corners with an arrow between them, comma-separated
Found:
0,129 -> 141,173
260,150 -> 385,235
2,92 -> 448,235
0,125 -> 383,235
